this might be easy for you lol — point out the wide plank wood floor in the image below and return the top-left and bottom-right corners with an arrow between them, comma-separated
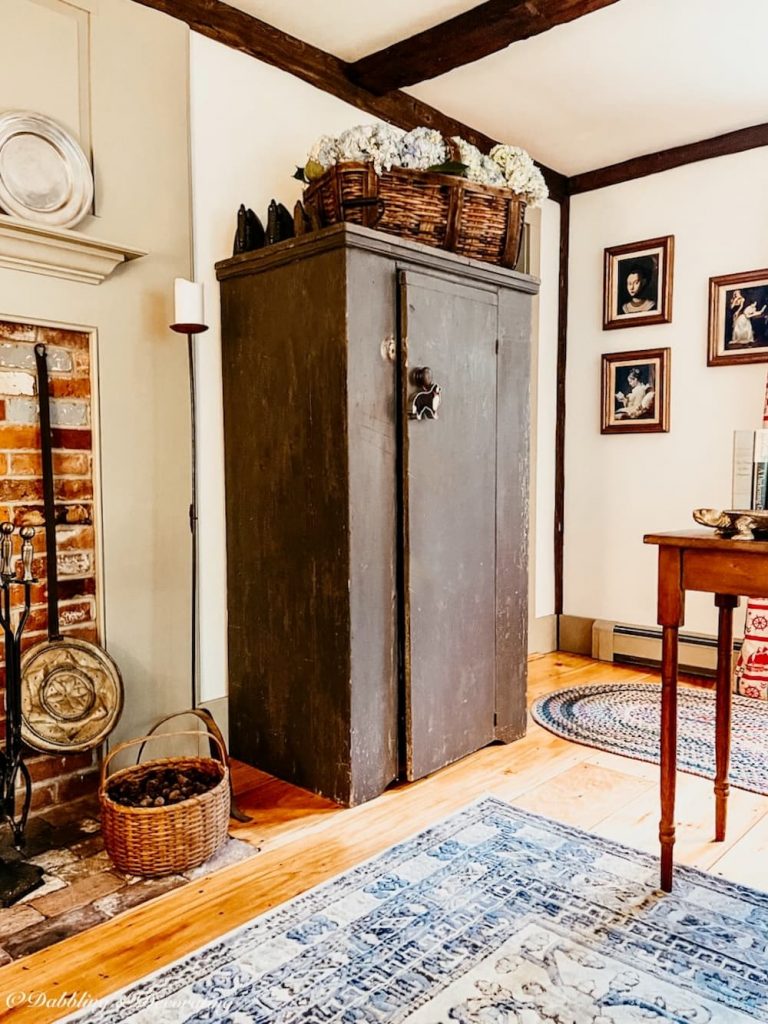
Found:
1,652 -> 767,1021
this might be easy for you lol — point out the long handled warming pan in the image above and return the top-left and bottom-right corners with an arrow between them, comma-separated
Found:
20,343 -> 123,753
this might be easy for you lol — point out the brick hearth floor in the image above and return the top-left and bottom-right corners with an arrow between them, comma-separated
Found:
0,796 -> 258,962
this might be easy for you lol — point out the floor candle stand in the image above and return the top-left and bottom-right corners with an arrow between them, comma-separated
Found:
0,522 -> 37,847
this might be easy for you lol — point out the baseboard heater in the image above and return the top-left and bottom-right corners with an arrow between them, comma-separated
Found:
592,620 -> 742,678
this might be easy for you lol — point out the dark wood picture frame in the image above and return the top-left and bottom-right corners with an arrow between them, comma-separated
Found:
601,347 -> 671,434
708,268 -> 768,367
603,235 -> 674,330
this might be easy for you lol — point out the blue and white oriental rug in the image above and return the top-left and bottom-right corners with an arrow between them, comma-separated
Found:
67,797 -> 768,1023
532,682 -> 768,795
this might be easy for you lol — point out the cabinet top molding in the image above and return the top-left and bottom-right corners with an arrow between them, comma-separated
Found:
216,223 -> 540,294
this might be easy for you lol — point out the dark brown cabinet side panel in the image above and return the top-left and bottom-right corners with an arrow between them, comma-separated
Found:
220,249 -> 355,803
495,286 -> 532,742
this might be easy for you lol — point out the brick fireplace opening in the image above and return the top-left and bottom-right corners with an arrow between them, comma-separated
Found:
0,319 -> 101,819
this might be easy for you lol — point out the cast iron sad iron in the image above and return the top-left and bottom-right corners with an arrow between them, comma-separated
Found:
232,204 -> 265,255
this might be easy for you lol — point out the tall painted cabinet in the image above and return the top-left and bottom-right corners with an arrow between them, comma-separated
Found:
216,224 -> 538,806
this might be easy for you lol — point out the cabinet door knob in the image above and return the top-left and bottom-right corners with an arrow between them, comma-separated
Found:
409,368 -> 442,421
410,366 -> 433,388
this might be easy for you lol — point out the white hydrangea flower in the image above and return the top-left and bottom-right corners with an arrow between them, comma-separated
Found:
451,137 -> 486,184
489,144 -> 549,206
399,127 -> 447,170
522,164 -> 549,206
335,124 -> 404,175
450,137 -> 508,187
307,134 -> 339,171
479,153 -> 505,187
303,126 -> 548,203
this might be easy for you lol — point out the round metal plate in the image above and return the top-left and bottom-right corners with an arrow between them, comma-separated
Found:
0,111 -> 93,228
21,638 -> 124,753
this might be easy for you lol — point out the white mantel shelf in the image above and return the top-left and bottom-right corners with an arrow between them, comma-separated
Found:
0,216 -> 146,285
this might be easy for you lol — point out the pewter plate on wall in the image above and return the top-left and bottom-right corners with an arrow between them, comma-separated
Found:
0,111 -> 93,229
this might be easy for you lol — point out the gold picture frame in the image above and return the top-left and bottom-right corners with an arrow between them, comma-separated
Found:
603,236 -> 674,330
601,348 -> 671,434
708,268 -> 768,366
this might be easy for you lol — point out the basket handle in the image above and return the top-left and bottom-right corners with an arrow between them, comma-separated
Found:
341,197 -> 385,227
101,730 -> 226,787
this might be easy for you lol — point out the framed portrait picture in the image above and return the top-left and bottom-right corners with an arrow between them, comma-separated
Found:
601,348 -> 670,434
603,236 -> 674,330
708,268 -> 768,366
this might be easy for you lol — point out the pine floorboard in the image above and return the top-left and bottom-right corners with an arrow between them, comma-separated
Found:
1,652 -> 766,1021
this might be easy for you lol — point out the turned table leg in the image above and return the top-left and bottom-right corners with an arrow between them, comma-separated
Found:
714,594 -> 739,842
660,624 -> 679,892
657,547 -> 684,893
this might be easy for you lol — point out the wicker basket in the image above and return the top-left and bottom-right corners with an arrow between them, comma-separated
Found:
100,730 -> 230,877
303,161 -> 526,268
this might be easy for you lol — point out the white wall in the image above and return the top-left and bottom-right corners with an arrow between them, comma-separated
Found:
189,33 -> 559,699
565,147 -> 768,635
0,0 -> 194,742
533,199 -> 559,622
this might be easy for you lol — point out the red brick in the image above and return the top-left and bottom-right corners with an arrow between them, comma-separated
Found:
0,425 -> 40,449
55,452 -> 90,476
0,478 -> 42,502
38,327 -> 90,351
52,428 -> 91,451
61,624 -> 99,644
54,768 -> 100,805
8,452 -> 39,476
8,452 -> 90,477
25,751 -> 96,784
56,479 -> 93,501
58,526 -> 95,551
25,783 -> 56,813
0,322 -> 36,341
49,378 -> 90,399
58,599 -> 95,629
16,504 -> 92,530
58,576 -> 97,600
71,350 -> 90,374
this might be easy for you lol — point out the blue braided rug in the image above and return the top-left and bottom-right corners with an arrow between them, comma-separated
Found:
64,797 -> 768,1023
531,682 -> 768,795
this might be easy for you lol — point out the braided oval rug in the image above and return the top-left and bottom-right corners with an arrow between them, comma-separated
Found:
531,682 -> 768,795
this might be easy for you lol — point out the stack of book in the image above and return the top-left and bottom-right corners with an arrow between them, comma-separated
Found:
733,430 -> 768,509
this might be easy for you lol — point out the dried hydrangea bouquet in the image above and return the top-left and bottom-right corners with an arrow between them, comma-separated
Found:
299,125 -> 547,268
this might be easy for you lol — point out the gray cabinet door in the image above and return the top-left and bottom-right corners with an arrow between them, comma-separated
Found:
398,269 -> 499,781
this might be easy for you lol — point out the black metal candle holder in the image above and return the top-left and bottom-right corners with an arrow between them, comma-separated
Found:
0,522 -> 37,847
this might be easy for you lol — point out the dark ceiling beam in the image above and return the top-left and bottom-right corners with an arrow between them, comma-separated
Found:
569,122 -> 768,194
130,0 -> 568,202
347,0 -> 623,95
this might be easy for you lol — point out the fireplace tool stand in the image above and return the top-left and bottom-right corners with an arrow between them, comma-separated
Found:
0,523 -> 37,848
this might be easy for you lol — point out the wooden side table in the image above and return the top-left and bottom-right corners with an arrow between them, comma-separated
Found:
644,530 -> 768,891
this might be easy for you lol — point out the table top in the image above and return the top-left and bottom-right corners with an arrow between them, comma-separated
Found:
644,529 -> 768,554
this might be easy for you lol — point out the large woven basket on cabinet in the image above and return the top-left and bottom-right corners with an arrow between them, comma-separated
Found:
100,730 -> 230,877
304,161 -> 526,269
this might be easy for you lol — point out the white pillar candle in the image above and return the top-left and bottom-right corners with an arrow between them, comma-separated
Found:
174,278 -> 205,330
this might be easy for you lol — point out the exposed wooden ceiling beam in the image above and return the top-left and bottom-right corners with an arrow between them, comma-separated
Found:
568,121 -> 768,194
347,0 -> 623,95
130,0 -> 568,202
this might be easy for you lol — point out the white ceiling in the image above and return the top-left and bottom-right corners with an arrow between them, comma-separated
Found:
230,0 -> 768,177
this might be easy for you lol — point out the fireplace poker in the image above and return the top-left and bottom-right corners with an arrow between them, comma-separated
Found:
0,524 -> 37,846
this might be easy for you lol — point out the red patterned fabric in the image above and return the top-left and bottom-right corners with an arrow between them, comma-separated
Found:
734,374 -> 768,700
